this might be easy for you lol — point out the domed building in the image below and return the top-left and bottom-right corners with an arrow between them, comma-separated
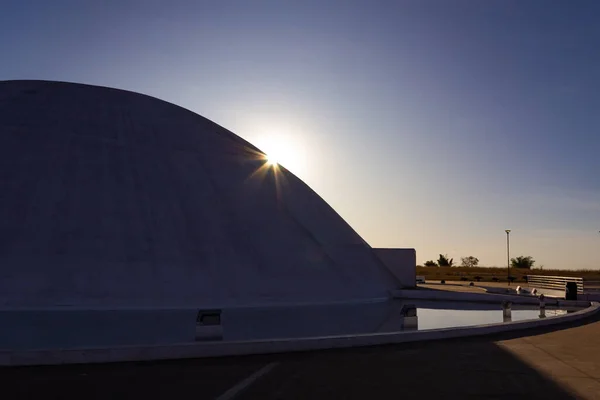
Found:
0,80 -> 413,354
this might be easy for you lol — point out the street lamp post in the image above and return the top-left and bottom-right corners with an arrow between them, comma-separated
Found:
505,230 -> 511,286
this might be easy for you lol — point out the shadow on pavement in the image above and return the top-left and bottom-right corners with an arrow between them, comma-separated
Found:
3,311 -> 598,399
240,339 -> 577,399
0,357 -> 266,400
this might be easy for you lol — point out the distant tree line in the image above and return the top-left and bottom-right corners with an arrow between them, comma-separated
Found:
421,254 -> 535,269
423,254 -> 454,267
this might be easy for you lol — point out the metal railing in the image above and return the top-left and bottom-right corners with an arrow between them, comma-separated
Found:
526,275 -> 584,294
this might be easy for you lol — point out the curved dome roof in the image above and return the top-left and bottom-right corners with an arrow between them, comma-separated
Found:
0,80 -> 398,308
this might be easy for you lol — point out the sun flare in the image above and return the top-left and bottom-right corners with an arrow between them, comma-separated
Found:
266,154 -> 279,166
256,133 -> 306,176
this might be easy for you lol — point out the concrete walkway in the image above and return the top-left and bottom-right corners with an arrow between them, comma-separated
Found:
419,281 -> 525,292
3,302 -> 600,399
234,314 -> 600,400
497,318 -> 600,399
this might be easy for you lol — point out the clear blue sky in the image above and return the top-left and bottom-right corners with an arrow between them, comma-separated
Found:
2,0 -> 599,269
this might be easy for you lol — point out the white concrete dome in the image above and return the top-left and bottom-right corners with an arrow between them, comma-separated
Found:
0,80 -> 398,308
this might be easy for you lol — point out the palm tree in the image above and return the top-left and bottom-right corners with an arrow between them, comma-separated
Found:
510,256 -> 535,269
437,254 -> 454,267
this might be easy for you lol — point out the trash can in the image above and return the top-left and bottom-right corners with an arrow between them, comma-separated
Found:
565,282 -> 578,301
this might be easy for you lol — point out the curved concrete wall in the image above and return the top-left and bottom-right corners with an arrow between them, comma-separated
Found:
0,80 -> 401,309
0,300 -> 401,350
2,301 -> 597,366
373,248 -> 416,288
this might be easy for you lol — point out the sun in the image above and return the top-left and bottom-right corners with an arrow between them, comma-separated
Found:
257,134 -> 305,175
262,137 -> 287,167
266,153 -> 279,166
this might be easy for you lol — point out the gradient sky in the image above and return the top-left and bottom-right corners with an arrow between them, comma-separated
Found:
2,0 -> 599,269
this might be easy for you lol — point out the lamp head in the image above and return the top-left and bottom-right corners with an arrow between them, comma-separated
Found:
505,229 -> 511,234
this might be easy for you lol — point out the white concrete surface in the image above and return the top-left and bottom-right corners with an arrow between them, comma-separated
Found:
394,289 -> 593,308
1,302 -> 597,367
392,289 -> 563,305
0,80 -> 403,312
0,299 -> 405,350
373,248 -> 416,288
